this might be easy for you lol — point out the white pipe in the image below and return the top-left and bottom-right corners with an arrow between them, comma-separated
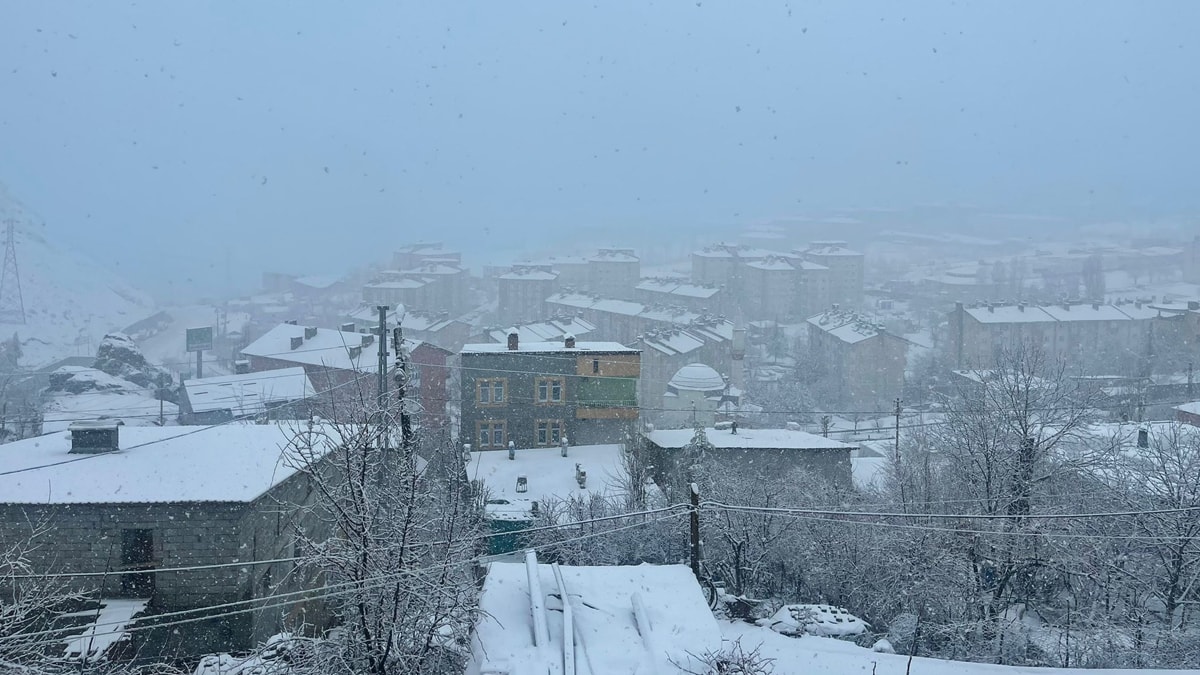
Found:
524,550 -> 551,651
552,563 -> 575,675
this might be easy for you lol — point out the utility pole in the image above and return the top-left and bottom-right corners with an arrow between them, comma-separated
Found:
0,219 -> 26,325
393,326 -> 414,452
1188,361 -> 1194,398
376,305 -> 389,449
158,374 -> 168,426
893,398 -> 902,463
689,483 -> 702,580
376,306 -> 389,406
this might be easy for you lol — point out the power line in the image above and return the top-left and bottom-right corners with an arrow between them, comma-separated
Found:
9,510 -> 688,649
699,500 -> 1200,521
6,503 -> 691,580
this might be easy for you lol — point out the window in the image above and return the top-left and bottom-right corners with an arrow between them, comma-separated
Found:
592,358 -> 600,374
476,420 -> 507,449
536,376 -> 565,403
476,378 -> 507,406
535,419 -> 564,446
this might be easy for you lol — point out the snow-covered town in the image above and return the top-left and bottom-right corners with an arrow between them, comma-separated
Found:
4,3 -> 1200,675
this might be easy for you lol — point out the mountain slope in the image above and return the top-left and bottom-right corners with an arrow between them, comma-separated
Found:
0,184 -> 155,367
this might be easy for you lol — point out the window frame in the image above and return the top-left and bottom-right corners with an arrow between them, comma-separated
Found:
476,377 -> 508,406
476,419 -> 507,449
535,418 -> 564,447
535,376 -> 565,404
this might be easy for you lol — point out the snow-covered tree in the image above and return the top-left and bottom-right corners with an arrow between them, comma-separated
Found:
281,372 -> 481,674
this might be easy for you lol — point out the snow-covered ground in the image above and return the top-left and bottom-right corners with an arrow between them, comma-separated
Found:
720,621 -> 1200,675
0,185 -> 156,368
61,598 -> 148,663
40,366 -> 177,433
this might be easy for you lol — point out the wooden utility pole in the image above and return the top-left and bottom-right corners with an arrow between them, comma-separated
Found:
689,483 -> 701,580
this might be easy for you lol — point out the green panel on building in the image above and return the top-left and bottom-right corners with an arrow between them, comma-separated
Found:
576,376 -> 637,407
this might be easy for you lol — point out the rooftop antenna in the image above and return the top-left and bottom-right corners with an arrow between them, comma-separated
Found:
0,219 -> 26,324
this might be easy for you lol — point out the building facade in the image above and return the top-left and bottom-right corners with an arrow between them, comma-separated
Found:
807,309 -> 908,412
459,334 -> 640,449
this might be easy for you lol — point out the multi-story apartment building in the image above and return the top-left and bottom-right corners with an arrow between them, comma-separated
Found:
798,241 -> 864,310
459,333 -> 640,449
587,248 -> 641,299
807,309 -> 908,412
497,266 -> 559,325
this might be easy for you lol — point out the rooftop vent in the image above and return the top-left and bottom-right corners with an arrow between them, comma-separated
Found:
234,359 -> 251,374
304,326 -> 318,339
1189,300 -> 1200,311
340,322 -> 357,333
285,319 -> 298,325
507,329 -> 519,351
290,336 -> 304,350
515,474 -> 528,493
564,333 -> 576,349
68,420 -> 122,454
349,345 -> 362,360
1137,427 -> 1149,449
362,334 -> 375,347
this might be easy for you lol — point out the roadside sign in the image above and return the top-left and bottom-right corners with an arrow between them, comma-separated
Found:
186,326 -> 214,352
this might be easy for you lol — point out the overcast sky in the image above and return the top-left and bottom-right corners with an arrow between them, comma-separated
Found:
2,1 -> 1197,298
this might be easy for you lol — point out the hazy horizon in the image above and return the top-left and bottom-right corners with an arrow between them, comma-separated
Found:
3,1 -> 1198,299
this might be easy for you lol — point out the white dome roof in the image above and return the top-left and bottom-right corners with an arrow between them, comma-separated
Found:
668,363 -> 726,393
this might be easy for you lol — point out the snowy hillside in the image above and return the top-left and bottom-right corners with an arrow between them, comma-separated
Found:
0,184 -> 155,367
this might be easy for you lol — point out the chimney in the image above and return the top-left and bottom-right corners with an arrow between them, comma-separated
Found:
575,462 -> 587,489
234,359 -> 250,374
340,322 -> 357,333
1018,303 -> 1025,312
564,333 -> 576,349
508,440 -> 516,460
987,304 -> 994,313
290,336 -> 304,350
560,436 -> 569,457
361,334 -> 374,347
285,319 -> 298,325
304,326 -> 318,339
68,421 -> 121,454
1137,427 -> 1149,449
1092,302 -> 1100,310
507,328 -> 519,351
349,345 -> 362,360
1189,300 -> 1200,311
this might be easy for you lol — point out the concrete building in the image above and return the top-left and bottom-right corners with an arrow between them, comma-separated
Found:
587,248 -> 641,299
635,278 -> 725,315
546,291 -> 733,346
945,301 -> 1191,372
240,323 -> 452,427
475,316 -> 598,346
497,266 -> 559,325
635,326 -> 734,417
797,241 -> 865,309
807,309 -> 908,412
643,426 -> 856,488
0,423 -> 341,651
659,363 -> 736,428
459,334 -> 640,449
392,242 -> 461,271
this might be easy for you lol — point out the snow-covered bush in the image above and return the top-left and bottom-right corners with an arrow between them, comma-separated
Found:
758,604 -> 868,638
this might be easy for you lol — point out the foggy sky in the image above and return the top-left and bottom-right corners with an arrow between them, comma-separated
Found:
2,1 -> 1198,298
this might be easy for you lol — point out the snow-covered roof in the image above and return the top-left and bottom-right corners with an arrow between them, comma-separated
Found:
642,329 -> 706,356
241,323 -> 410,372
364,278 -> 428,290
802,244 -> 863,257
0,423 -> 330,504
484,317 -> 596,344
183,367 -> 314,415
646,427 -> 856,451
461,340 -> 635,355
397,263 -> 463,276
468,556 -> 721,674
588,249 -> 639,263
292,275 -> 343,289
466,443 -> 629,521
668,363 -> 726,392
807,310 -> 888,344
1175,401 -> 1200,416
964,303 -> 1165,324
635,278 -> 721,299
499,267 -> 558,281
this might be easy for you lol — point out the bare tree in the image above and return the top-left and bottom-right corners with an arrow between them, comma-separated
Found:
281,387 -> 481,674
0,522 -> 87,673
